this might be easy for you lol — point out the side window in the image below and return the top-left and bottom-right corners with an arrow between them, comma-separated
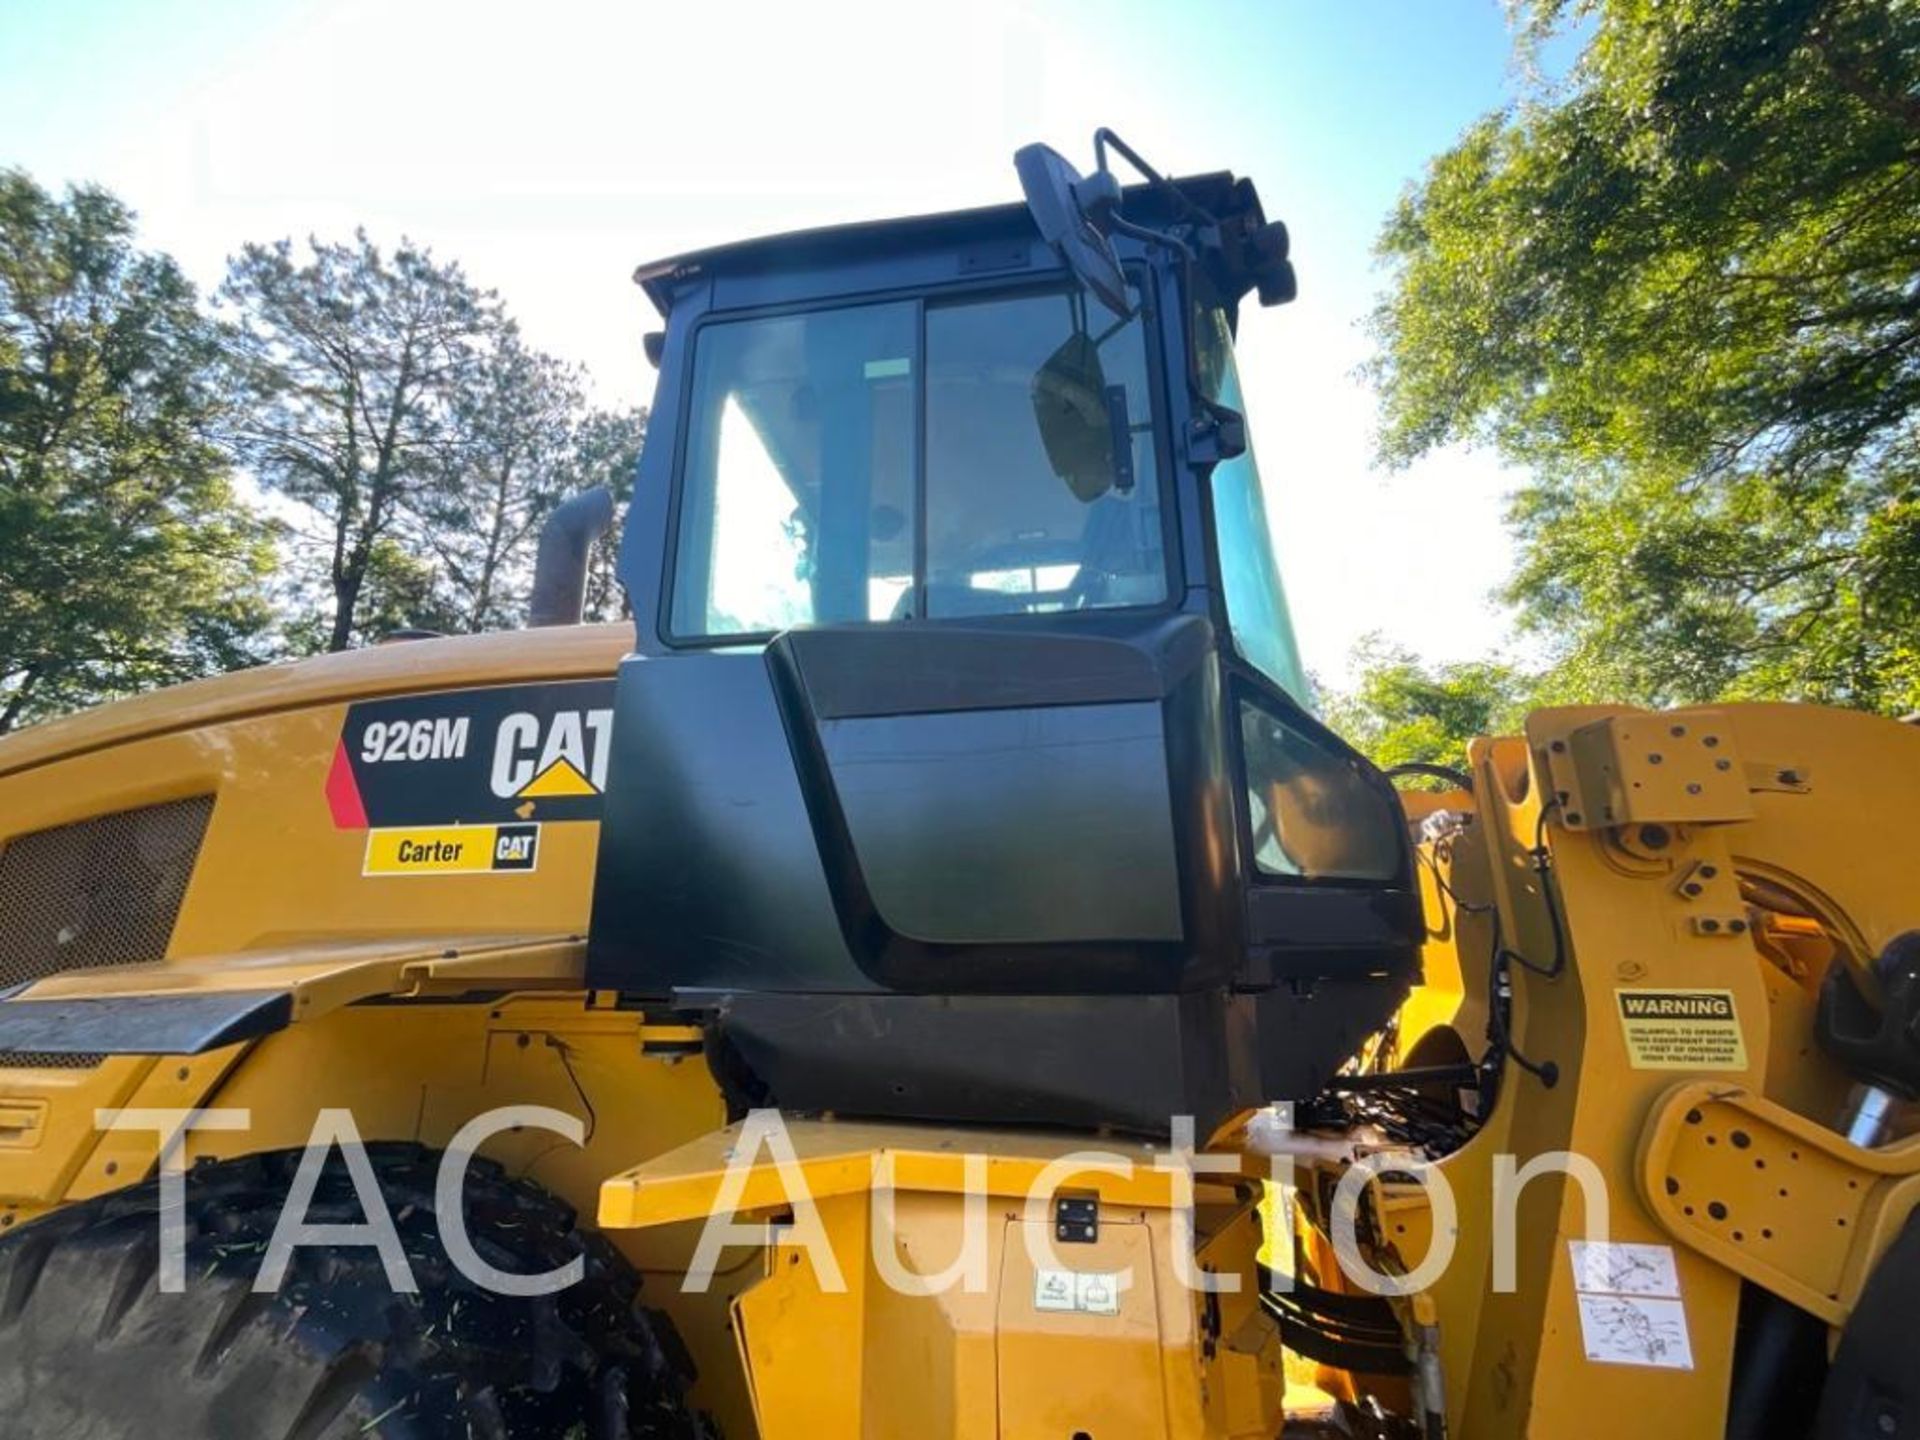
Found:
1239,699 -> 1402,881
922,286 -> 1164,618
1194,305 -> 1312,706
669,303 -> 916,637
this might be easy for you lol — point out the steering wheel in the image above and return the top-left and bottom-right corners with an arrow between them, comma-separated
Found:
921,538 -> 1110,617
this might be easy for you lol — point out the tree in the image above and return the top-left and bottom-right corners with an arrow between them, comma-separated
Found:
568,406 -> 647,623
354,537 -> 469,640
0,170 -> 274,733
1320,639 -> 1536,774
275,536 -> 466,654
1371,0 -> 1920,712
415,326 -> 584,632
222,233 -> 499,651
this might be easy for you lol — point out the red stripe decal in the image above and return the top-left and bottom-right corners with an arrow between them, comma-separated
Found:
325,739 -> 369,829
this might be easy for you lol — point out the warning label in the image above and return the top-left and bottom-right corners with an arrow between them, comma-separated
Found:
363,823 -> 539,877
1616,988 -> 1748,1071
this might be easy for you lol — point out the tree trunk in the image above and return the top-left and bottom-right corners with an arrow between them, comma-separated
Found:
465,453 -> 517,633
328,557 -> 364,652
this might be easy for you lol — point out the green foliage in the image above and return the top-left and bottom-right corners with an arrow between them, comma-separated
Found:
0,170 -> 653,730
223,236 -> 650,648
1320,638 -> 1536,773
222,232 -> 502,651
353,538 -> 470,640
0,170 -> 275,733
1373,0 -> 1920,712
276,537 -> 468,653
415,325 -> 586,632
568,406 -> 648,623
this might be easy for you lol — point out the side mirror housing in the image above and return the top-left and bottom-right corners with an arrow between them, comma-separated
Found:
1250,221 -> 1297,306
1013,143 -> 1131,317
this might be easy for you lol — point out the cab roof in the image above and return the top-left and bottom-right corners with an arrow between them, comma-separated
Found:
631,171 -> 1254,317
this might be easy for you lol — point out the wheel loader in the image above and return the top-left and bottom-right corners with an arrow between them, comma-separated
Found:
0,130 -> 1915,1439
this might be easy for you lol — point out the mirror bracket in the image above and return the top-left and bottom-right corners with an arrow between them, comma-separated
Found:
1186,406 -> 1248,467
1071,169 -> 1122,230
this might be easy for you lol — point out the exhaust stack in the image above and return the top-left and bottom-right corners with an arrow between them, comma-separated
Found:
527,486 -> 615,627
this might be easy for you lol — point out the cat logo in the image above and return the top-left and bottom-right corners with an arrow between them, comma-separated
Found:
362,822 -> 540,877
490,709 -> 614,799
491,823 -> 539,870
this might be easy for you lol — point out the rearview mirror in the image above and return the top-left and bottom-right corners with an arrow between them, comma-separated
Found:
1031,331 -> 1118,503
1014,143 -> 1131,318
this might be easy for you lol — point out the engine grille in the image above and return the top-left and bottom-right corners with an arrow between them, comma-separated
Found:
0,796 -> 214,1065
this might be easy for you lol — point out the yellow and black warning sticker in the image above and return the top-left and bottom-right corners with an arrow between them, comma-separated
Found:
1616,988 -> 1748,1071
363,823 -> 540,877
327,680 -> 616,832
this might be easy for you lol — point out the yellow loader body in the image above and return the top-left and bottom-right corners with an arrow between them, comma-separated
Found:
0,632 -> 1289,1438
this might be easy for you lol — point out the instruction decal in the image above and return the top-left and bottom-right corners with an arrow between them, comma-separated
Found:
327,680 -> 616,831
1034,1269 -> 1121,1316
1570,1240 -> 1681,1298
1570,1240 -> 1694,1370
1615,988 -> 1749,1071
1575,1294 -> 1695,1370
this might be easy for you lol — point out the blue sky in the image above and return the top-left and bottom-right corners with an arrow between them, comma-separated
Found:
1,0 -> 1550,682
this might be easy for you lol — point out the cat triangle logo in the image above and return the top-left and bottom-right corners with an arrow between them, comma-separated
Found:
517,757 -> 598,798
488,706 -> 613,802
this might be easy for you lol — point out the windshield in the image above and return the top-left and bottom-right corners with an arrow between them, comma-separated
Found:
669,284 -> 1166,639
1193,305 -> 1311,704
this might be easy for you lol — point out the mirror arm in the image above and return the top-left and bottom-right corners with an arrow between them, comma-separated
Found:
1104,209 -> 1192,260
1103,212 -> 1246,468
1093,128 -> 1217,230
1019,132 -> 1247,467
1084,131 -> 1260,454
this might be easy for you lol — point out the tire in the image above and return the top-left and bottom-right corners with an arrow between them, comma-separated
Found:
1817,1205 -> 1920,1439
0,1144 -> 707,1440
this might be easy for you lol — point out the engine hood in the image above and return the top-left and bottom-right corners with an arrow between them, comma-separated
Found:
0,625 -> 632,780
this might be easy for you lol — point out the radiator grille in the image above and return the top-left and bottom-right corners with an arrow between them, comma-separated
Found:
0,795 -> 213,992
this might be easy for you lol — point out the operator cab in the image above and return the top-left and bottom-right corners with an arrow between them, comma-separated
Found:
588,134 -> 1420,1137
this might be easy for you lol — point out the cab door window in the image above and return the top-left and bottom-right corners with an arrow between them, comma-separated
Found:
922,286 -> 1165,618
670,282 -> 1170,640
670,302 -> 915,637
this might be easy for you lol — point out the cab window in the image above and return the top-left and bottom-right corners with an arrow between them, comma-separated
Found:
669,282 -> 1167,639
1240,700 -> 1402,881
1193,304 -> 1311,705
669,302 -> 915,637
924,287 -> 1164,617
